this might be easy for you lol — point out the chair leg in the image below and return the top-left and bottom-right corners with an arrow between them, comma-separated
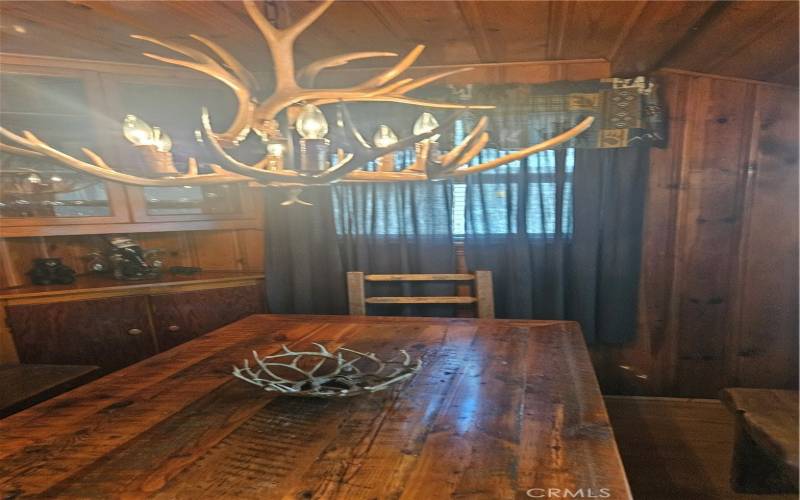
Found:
347,271 -> 366,316
474,270 -> 494,319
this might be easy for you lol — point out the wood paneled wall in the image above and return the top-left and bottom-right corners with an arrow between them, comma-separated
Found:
0,229 -> 264,289
593,69 -> 799,398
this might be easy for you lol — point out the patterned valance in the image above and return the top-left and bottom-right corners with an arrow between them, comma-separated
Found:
443,76 -> 666,150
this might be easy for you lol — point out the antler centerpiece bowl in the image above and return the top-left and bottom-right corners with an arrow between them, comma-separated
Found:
232,343 -> 422,397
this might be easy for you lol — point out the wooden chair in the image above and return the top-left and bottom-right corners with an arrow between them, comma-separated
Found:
346,271 -> 494,318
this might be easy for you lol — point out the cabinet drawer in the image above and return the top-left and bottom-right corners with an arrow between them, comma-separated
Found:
6,296 -> 156,372
150,284 -> 264,351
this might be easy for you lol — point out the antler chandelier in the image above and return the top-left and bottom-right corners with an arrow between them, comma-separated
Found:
0,0 -> 594,193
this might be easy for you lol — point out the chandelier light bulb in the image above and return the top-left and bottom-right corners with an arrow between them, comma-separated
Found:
296,104 -> 328,139
123,114 -> 154,146
373,125 -> 399,148
413,112 -> 440,142
267,142 -> 285,156
152,127 -> 173,152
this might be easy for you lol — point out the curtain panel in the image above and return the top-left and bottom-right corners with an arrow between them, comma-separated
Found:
458,77 -> 660,344
264,182 -> 457,317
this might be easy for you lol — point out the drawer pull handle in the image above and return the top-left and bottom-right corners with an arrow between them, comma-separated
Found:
127,328 -> 143,336
168,325 -> 181,332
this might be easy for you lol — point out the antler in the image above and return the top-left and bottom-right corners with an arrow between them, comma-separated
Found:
425,116 -> 596,180
131,34 -> 255,146
0,126 -> 249,186
132,0 -> 489,145
200,105 -> 460,186
0,0 -> 597,191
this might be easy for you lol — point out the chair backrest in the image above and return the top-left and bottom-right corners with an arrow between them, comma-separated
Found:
346,271 -> 494,318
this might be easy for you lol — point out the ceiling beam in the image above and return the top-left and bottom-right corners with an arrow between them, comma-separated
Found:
545,0 -> 572,60
455,0 -> 496,63
610,0 -> 720,76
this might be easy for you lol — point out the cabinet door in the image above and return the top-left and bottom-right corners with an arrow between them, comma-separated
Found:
0,68 -> 131,232
150,285 -> 264,351
6,296 -> 156,373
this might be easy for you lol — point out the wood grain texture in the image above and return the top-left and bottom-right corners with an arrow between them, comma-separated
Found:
0,0 -> 794,84
0,230 -> 265,289
605,396 -> 797,500
0,314 -> 631,499
6,295 -> 157,372
365,274 -> 476,281
346,271 -> 366,315
598,70 -> 799,398
350,271 -> 495,318
721,388 -> 799,489
365,296 -> 477,304
0,363 -> 99,418
149,284 -> 264,351
0,271 -> 264,301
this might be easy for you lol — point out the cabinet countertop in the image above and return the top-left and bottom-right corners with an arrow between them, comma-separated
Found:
0,271 -> 264,300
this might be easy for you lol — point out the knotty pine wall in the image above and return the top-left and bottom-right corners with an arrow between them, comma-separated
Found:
0,229 -> 265,289
593,69 -> 799,398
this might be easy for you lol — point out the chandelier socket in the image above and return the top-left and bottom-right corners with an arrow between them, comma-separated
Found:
135,145 -> 179,176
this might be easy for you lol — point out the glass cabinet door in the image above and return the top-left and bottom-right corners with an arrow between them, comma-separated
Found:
111,77 -> 259,222
0,71 -> 129,226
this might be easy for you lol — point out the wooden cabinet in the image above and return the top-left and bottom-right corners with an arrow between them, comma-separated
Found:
6,296 -> 156,373
0,272 -> 264,368
150,285 -> 263,351
0,59 -> 262,237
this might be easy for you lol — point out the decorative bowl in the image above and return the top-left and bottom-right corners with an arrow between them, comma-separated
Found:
232,343 -> 422,397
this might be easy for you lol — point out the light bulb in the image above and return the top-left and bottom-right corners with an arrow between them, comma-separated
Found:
152,127 -> 172,152
296,104 -> 328,139
50,175 -> 63,183
267,142 -> 285,156
122,114 -> 154,146
413,112 -> 440,142
26,173 -> 42,184
373,125 -> 399,148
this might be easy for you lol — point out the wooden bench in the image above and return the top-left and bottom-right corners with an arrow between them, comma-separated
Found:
0,364 -> 99,418
720,388 -> 799,493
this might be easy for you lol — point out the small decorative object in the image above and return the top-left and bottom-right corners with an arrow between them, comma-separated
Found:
233,343 -> 422,397
26,258 -> 76,285
86,235 -> 163,281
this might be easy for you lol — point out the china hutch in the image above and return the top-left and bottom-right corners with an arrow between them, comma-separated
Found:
0,54 -> 266,368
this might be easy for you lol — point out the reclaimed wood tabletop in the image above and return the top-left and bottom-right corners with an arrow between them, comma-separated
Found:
0,314 -> 631,499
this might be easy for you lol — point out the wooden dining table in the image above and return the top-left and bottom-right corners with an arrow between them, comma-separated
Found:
0,314 -> 631,499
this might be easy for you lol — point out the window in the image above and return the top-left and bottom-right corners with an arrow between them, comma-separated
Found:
450,120 -> 574,238
332,119 -> 575,238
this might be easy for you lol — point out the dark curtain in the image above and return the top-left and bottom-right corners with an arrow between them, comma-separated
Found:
264,180 -> 456,316
264,186 -> 347,314
464,146 -> 649,344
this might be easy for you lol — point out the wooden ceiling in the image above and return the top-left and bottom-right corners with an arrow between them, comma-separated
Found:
0,1 -> 797,85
